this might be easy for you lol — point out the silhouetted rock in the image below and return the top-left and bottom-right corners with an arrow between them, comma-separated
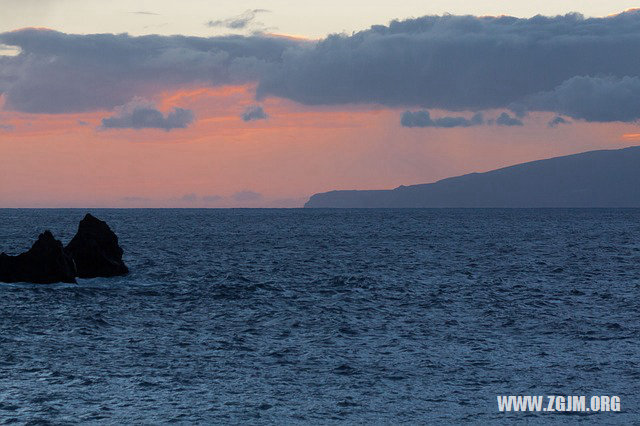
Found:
65,214 -> 129,278
0,231 -> 77,284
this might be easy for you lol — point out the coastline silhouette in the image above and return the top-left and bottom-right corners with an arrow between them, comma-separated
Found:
305,146 -> 640,208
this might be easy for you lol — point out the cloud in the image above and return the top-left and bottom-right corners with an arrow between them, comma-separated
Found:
121,196 -> 155,207
202,195 -> 223,203
548,115 -> 570,128
0,115 -> 13,131
524,75 -> 640,122
495,112 -> 523,127
121,193 -> 300,207
3,11 -> 640,122
101,98 -> 194,131
0,28 -> 301,113
0,44 -> 20,56
181,193 -> 198,202
256,10 -> 640,122
122,196 -> 152,203
232,190 -> 262,202
242,105 -> 267,121
207,9 -> 270,30
401,110 -> 483,128
402,110 -> 525,128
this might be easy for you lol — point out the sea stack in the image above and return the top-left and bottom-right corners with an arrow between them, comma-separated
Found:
0,231 -> 77,284
65,214 -> 129,278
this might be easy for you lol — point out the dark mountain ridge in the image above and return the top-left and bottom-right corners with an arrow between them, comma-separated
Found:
305,146 -> 640,208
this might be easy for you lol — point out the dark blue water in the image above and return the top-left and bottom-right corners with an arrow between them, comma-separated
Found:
1,209 -> 639,423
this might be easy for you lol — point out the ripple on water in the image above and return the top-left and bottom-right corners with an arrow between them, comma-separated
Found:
0,209 -> 639,423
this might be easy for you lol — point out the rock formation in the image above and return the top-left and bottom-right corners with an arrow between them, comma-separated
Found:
0,231 -> 77,284
0,214 -> 128,284
65,214 -> 129,278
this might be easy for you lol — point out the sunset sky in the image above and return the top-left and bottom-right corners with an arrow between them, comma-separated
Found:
2,1 -> 640,207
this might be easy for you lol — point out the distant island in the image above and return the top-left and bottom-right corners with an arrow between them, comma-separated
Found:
305,146 -> 640,208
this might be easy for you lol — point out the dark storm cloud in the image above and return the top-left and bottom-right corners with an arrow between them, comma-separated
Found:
548,116 -> 570,128
495,112 -> 523,127
207,9 -> 270,30
0,28 -> 301,113
256,10 -> 640,122
101,98 -> 194,130
3,11 -> 640,122
401,110 -> 483,128
524,76 -> 640,122
241,105 -> 267,121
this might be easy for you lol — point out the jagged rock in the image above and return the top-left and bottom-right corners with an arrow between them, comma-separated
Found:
0,231 -> 77,284
65,214 -> 129,278
0,214 -> 128,284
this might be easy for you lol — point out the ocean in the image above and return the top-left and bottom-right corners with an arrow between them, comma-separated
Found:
1,209 -> 639,423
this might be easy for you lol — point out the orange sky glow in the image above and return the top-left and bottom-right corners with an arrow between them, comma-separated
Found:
0,86 -> 637,207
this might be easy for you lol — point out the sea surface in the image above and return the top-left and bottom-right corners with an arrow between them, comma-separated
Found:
1,209 -> 639,424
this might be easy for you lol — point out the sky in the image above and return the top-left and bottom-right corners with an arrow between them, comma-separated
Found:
1,1 -> 640,207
